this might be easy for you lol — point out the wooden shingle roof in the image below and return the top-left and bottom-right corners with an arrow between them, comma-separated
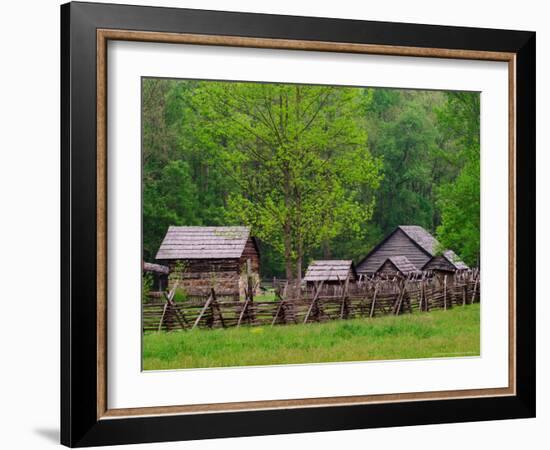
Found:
357,225 -> 468,272
441,250 -> 469,270
398,226 -> 467,269
156,226 -> 251,260
378,256 -> 418,275
303,260 -> 356,282
143,262 -> 169,275
398,225 -> 439,254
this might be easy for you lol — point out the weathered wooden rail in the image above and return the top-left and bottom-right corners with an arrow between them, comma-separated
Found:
143,269 -> 480,332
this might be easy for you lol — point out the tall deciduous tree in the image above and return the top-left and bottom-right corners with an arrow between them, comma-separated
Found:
193,82 -> 382,282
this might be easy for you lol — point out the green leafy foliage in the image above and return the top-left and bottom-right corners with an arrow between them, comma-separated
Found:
435,93 -> 480,266
143,160 -> 200,258
142,79 -> 480,275
142,272 -> 153,303
365,90 -> 462,235
170,260 -> 189,302
190,82 -> 382,281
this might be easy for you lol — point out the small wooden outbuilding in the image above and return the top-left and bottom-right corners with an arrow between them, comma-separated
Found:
376,256 -> 419,278
422,251 -> 469,273
422,251 -> 469,288
356,225 -> 468,276
155,226 -> 260,299
303,260 -> 357,286
143,262 -> 169,292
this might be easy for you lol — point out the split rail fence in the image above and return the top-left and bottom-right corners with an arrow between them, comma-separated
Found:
143,269 -> 479,333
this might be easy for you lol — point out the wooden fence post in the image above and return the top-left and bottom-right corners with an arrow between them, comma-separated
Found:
192,292 -> 213,330
144,270 -> 481,332
157,302 -> 169,332
369,285 -> 379,318
246,258 -> 256,324
304,280 -> 324,324
211,289 -> 225,328
271,300 -> 285,326
339,274 -> 351,320
471,273 -> 479,304
162,290 -> 188,331
443,275 -> 447,311
393,280 -> 407,315
419,274 -> 426,312
236,299 -> 249,328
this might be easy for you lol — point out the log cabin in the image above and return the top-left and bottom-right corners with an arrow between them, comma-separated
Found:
422,251 -> 469,288
376,256 -> 419,277
422,253 -> 469,273
155,226 -> 260,300
303,260 -> 357,286
357,225 -> 468,276
142,262 -> 169,292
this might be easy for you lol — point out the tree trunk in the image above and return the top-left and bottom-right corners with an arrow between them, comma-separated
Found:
296,239 -> 303,287
322,239 -> 331,259
283,221 -> 294,282
295,256 -> 302,301
282,157 -> 294,283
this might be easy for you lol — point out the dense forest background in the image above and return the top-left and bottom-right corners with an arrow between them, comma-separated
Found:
142,78 -> 480,279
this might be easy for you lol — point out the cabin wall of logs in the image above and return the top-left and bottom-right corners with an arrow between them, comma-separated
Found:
143,269 -> 480,332
166,256 -> 260,301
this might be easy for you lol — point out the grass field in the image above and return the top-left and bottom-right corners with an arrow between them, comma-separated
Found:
142,303 -> 480,370
253,288 -> 277,302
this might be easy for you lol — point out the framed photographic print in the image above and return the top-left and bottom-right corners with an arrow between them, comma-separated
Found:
61,1 -> 535,447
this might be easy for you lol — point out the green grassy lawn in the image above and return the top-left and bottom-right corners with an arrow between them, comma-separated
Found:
142,303 -> 480,370
253,288 -> 278,302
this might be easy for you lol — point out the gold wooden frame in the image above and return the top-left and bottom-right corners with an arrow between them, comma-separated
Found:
96,29 -> 516,420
